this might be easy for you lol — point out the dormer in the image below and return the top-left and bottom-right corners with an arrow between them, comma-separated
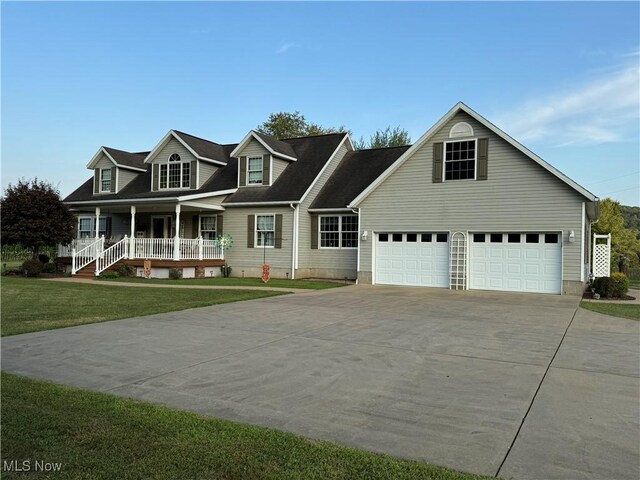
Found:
230,131 -> 297,187
144,130 -> 228,191
87,147 -> 147,194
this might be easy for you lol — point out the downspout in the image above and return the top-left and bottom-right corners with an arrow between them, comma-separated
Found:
352,207 -> 360,284
290,203 -> 297,280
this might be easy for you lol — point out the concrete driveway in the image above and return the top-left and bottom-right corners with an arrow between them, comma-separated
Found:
2,285 -> 638,479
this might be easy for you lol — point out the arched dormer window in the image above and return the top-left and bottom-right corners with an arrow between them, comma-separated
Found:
449,122 -> 474,138
159,153 -> 190,189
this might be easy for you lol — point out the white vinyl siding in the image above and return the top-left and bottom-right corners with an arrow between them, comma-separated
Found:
198,161 -> 218,188
118,168 -> 138,190
271,157 -> 288,183
358,111 -> 585,285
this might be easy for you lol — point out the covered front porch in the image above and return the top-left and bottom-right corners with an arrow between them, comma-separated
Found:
59,200 -> 226,275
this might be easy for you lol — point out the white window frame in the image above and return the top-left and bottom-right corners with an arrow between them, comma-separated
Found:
158,153 -> 191,190
199,215 -> 217,240
247,156 -> 263,185
77,216 -> 108,238
100,168 -> 112,192
319,215 -> 358,250
255,213 -> 275,248
443,138 -> 477,182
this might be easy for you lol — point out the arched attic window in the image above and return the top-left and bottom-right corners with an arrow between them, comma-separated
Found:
449,122 -> 474,138
160,153 -> 190,189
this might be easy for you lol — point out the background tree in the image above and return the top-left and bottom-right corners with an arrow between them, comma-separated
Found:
354,126 -> 411,150
593,198 -> 640,271
256,111 -> 347,140
1,179 -> 76,258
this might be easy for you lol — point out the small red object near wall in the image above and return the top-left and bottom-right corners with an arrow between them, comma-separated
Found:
261,264 -> 270,283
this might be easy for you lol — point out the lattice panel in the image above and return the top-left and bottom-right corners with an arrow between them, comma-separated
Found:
450,232 -> 467,290
593,243 -> 610,278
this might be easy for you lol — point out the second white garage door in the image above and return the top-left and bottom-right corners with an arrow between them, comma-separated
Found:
376,232 -> 449,287
469,232 -> 562,294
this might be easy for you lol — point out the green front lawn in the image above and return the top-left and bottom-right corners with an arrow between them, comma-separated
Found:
98,276 -> 348,289
0,373 -> 488,480
0,277 -> 285,336
629,279 -> 640,290
580,301 -> 640,321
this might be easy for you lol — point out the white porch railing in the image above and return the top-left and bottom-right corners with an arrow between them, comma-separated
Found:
180,239 -> 200,260
202,239 -> 223,260
58,238 -> 98,257
96,237 -> 129,275
133,238 -> 174,259
72,237 -> 104,274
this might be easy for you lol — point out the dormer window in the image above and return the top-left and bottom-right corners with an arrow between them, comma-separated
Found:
159,153 -> 190,189
100,168 -> 112,192
247,156 -> 263,185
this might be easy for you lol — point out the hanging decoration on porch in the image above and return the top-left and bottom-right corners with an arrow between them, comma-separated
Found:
261,263 -> 271,283
217,233 -> 233,250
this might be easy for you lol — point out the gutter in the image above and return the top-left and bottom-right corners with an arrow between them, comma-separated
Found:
352,207 -> 360,284
290,203 -> 298,279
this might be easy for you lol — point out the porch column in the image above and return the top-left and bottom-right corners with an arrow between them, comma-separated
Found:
129,205 -> 136,259
94,207 -> 101,239
173,204 -> 181,260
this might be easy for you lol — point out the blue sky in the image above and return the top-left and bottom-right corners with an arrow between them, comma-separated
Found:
2,1 -> 639,205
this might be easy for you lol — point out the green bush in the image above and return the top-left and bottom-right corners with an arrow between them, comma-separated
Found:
116,264 -> 136,277
1,244 -> 56,262
610,272 -> 629,298
99,271 -> 119,279
220,264 -> 232,278
594,273 -> 629,298
42,262 -> 57,274
20,259 -> 43,277
168,268 -> 182,280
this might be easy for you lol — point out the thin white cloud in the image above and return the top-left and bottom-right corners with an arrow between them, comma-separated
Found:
275,43 -> 296,55
495,60 -> 640,147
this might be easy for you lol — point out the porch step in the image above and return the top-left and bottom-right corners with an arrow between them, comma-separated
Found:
74,261 -> 98,278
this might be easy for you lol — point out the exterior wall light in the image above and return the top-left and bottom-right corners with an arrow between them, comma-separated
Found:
361,230 -> 368,241
568,230 -> 575,243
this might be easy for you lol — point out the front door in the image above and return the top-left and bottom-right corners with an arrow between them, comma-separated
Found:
152,217 -> 165,239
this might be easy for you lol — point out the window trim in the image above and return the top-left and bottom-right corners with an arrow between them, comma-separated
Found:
247,156 -> 264,186
443,138 -> 477,182
158,155 -> 191,190
318,214 -> 358,250
199,215 -> 217,240
255,213 -> 275,248
99,168 -> 112,192
78,215 -> 109,238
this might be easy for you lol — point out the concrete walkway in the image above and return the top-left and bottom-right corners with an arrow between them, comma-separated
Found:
2,285 -> 639,479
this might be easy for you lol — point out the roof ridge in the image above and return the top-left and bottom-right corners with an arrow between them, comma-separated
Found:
354,144 -> 412,152
279,132 -> 347,141
173,130 -> 222,146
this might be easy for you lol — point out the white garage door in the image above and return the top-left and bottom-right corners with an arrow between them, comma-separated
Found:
376,232 -> 449,287
470,232 -> 562,294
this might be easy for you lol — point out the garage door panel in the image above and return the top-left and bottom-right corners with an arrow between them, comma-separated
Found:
470,232 -> 561,294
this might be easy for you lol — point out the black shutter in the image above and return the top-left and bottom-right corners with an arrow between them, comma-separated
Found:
94,168 -> 100,194
216,215 -> 224,237
190,161 -> 197,189
477,138 -> 488,181
275,214 -> 283,249
192,215 -> 199,238
239,156 -> 247,186
105,217 -> 112,239
262,154 -> 271,185
152,164 -> 159,191
110,167 -> 116,192
247,214 -> 255,248
311,215 -> 318,249
433,142 -> 443,183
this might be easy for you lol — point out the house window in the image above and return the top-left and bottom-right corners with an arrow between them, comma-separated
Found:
248,156 -> 263,185
444,139 -> 476,181
100,168 -> 112,192
199,216 -> 217,240
78,216 -> 110,238
256,214 -> 275,247
320,215 -> 358,248
159,153 -> 190,189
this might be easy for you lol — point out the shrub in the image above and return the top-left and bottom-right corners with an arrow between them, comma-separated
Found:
99,271 -> 119,279
594,273 -> 629,298
610,272 -> 629,298
168,268 -> 182,280
220,264 -> 232,278
38,254 -> 50,264
116,264 -> 136,278
2,268 -> 22,276
21,259 -> 43,277
42,262 -> 57,274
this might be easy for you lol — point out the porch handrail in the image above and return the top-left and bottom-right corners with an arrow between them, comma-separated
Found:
202,239 -> 223,260
96,236 -> 129,275
58,238 -> 97,258
134,238 -> 174,260
71,236 -> 104,274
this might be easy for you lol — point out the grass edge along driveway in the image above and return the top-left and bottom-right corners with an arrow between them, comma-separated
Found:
1,276 -> 286,336
97,276 -> 347,289
580,301 -> 640,321
0,373 -> 490,480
